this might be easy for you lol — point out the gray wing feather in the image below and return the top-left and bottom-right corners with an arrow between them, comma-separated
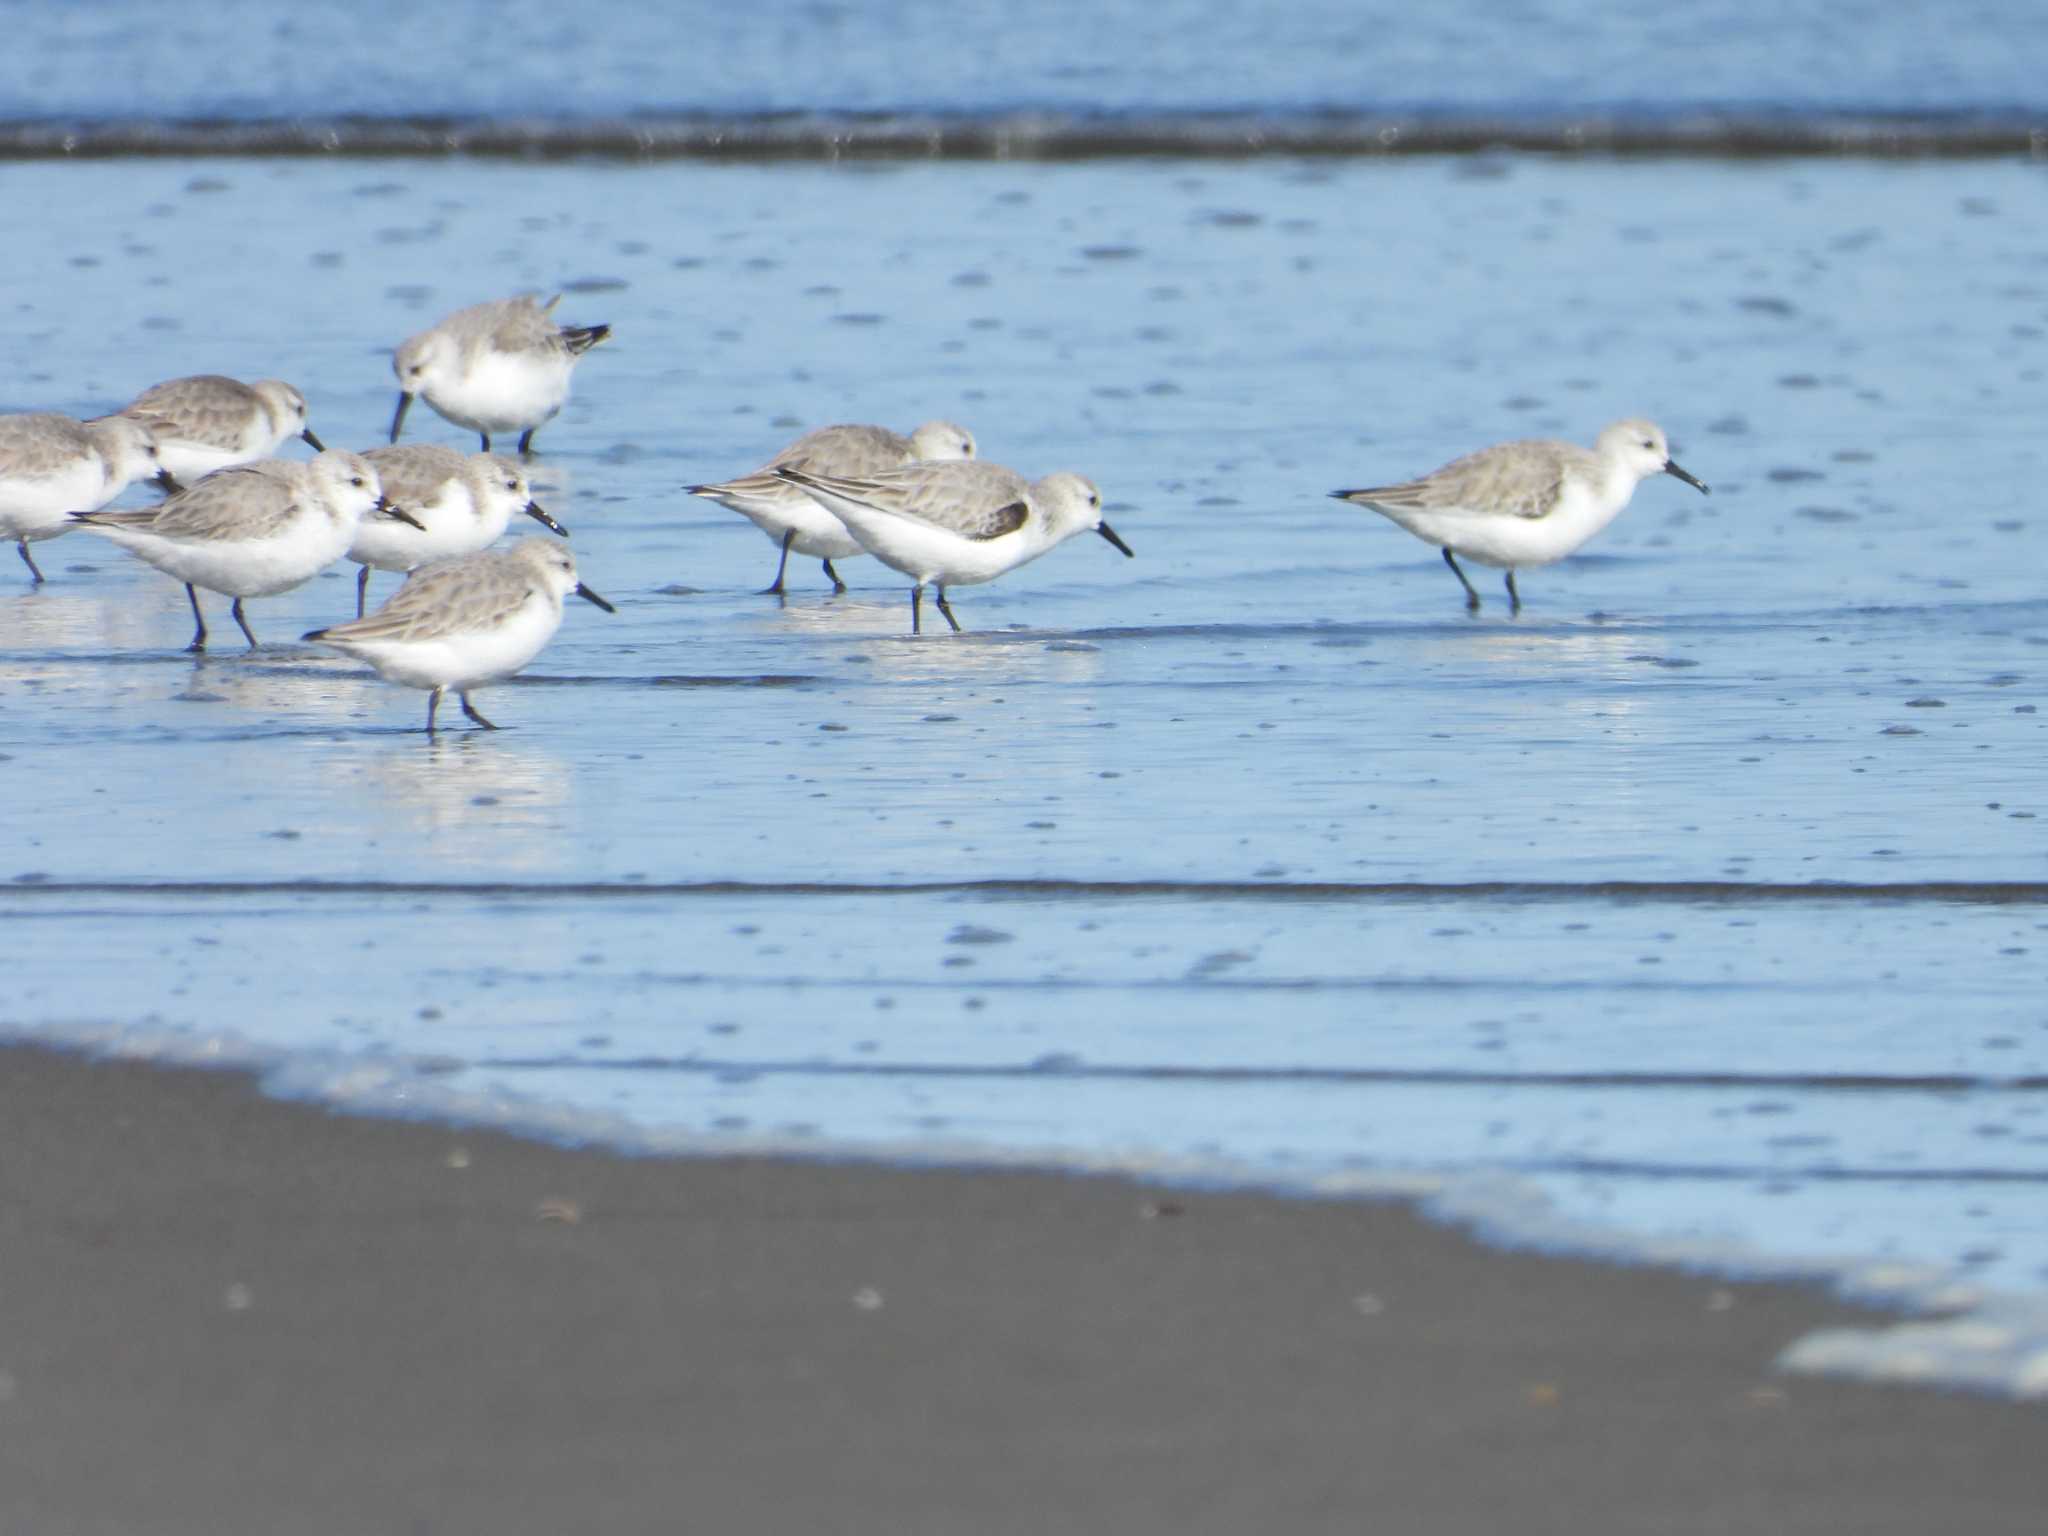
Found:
769,424 -> 913,477
690,469 -> 794,503
1342,439 -> 1573,520
0,413 -> 94,475
693,425 -> 917,502
476,297 -> 565,358
314,554 -> 531,643
364,444 -> 466,506
120,376 -> 257,447
976,501 -> 1030,540
784,462 -> 1032,539
76,465 -> 296,538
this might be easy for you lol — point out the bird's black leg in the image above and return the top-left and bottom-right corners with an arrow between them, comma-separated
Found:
1442,548 -> 1481,612
935,585 -> 963,633
1504,570 -> 1522,615
460,691 -> 499,729
910,584 -> 923,635
426,687 -> 443,733
185,585 -> 209,652
479,432 -> 492,453
821,558 -> 846,594
231,598 -> 259,650
356,564 -> 371,619
517,428 -> 536,457
16,539 -> 44,584
762,529 -> 794,596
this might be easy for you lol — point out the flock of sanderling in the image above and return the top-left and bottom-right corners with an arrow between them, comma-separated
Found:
0,288 -> 1709,733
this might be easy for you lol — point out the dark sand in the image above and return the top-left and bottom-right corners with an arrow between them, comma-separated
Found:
1,1044 -> 2041,1535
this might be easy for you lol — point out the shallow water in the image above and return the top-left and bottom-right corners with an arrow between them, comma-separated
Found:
4,152 -> 2048,1394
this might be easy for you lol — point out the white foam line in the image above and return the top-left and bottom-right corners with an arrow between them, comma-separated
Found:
13,1018 -> 2048,1401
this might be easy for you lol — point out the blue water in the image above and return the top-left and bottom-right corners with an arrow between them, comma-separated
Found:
4,0 -> 2045,124
3,8 -> 2048,1398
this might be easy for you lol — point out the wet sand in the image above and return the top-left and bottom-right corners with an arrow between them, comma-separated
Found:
1,1042 -> 2041,1535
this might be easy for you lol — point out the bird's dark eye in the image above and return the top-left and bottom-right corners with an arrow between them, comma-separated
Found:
352,476 -> 366,487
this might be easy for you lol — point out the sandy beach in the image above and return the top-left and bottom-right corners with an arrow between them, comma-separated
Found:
0,1042 -> 2039,1534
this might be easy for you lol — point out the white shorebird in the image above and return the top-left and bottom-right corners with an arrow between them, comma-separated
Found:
390,294 -> 610,455
304,537 -> 615,732
349,445 -> 568,617
115,374 -> 325,482
687,419 -> 978,594
70,451 -> 418,651
1331,418 -> 1709,613
0,412 -> 178,583
776,460 -> 1133,634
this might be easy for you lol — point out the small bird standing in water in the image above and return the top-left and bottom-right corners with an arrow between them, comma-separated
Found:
778,459 -> 1133,635
688,419 -> 978,595
1331,418 -> 1709,613
389,294 -> 610,456
0,412 -> 177,583
70,451 -> 415,651
305,538 -> 616,732
349,444 -> 567,617
115,374 -> 325,482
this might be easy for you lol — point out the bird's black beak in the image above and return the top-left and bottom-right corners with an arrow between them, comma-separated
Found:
378,496 -> 427,530
154,468 -> 182,494
389,392 -> 413,444
1097,521 -> 1135,557
575,583 -> 616,613
302,427 -> 326,452
1665,459 -> 1710,495
525,499 -> 569,536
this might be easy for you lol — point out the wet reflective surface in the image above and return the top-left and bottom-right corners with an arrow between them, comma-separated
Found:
4,153 -> 2048,1390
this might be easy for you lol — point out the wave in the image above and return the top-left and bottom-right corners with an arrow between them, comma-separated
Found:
4,108 -> 2045,161
8,876 -> 2048,903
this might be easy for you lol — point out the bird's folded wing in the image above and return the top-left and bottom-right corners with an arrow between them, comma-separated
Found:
770,424 -> 905,478
316,559 -> 530,642
77,467 -> 295,537
1347,442 -> 1567,520
782,466 -> 1031,539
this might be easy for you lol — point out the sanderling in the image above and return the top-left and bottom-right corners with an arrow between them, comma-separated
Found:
304,537 -> 615,732
116,375 -> 324,483
688,419 -> 978,594
390,294 -> 610,455
349,444 -> 568,617
0,412 -> 177,584
71,451 -> 418,651
1331,418 -> 1709,613
776,460 -> 1133,634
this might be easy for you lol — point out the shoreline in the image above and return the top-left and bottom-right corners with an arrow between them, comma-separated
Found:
2,1040 -> 2042,1534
